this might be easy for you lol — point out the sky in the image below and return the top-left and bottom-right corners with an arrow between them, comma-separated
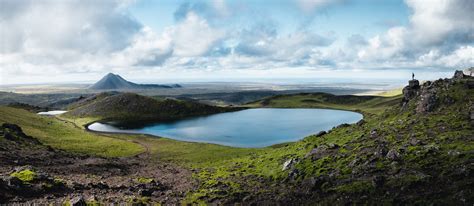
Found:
0,0 -> 473,84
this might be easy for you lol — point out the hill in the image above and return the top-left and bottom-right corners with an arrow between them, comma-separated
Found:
89,73 -> 181,90
245,92 -> 402,115
64,92 -> 240,123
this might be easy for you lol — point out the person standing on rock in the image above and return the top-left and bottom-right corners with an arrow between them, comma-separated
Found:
412,73 -> 415,80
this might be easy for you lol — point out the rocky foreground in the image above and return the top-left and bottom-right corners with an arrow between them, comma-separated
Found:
0,123 -> 194,204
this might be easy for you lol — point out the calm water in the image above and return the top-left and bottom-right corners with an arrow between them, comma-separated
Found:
88,108 -> 362,148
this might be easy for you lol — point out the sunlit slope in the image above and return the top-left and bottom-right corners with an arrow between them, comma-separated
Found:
0,106 -> 144,157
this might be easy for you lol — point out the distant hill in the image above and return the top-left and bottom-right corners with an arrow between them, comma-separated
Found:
64,92 -> 240,123
245,92 -> 402,115
89,73 -> 181,90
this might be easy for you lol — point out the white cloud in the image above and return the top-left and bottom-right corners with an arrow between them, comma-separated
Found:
1,0 -> 472,84
167,12 -> 225,57
354,0 -> 473,69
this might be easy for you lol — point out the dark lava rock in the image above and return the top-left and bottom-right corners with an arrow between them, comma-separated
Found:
416,88 -> 438,113
304,146 -> 329,160
402,79 -> 420,106
139,188 -> 153,196
70,196 -> 86,206
374,145 -> 388,158
5,176 -> 23,190
386,149 -> 401,161
372,176 -> 385,188
315,131 -> 327,137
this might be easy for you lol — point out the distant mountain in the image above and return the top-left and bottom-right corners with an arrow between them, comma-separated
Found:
89,73 -> 181,90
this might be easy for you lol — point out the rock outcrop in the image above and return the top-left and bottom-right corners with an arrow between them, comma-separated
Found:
402,79 -> 420,107
415,81 -> 438,113
453,70 -> 466,79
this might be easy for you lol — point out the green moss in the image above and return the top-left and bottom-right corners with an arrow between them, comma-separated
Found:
10,169 -> 36,183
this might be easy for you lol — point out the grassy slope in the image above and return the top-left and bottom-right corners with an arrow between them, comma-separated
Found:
0,105 -> 258,169
245,92 -> 402,115
0,106 -> 144,157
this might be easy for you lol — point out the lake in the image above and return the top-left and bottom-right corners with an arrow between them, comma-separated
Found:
88,108 -> 362,148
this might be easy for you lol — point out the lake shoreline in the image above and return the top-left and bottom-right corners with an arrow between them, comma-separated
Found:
86,108 -> 363,148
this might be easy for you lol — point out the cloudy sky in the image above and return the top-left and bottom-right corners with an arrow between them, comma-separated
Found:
0,0 -> 472,84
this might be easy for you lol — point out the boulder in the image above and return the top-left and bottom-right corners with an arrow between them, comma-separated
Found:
374,145 -> 388,158
409,137 -> 421,146
304,145 -> 329,160
70,196 -> 86,206
282,158 -> 297,171
416,90 -> 438,113
386,149 -> 401,161
370,129 -> 378,138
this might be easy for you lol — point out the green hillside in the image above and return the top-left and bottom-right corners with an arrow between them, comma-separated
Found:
0,106 -> 144,157
245,92 -> 402,115
64,92 -> 240,122
186,76 -> 474,204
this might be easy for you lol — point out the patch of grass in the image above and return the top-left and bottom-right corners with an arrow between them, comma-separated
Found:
136,177 -> 154,184
0,106 -> 144,157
